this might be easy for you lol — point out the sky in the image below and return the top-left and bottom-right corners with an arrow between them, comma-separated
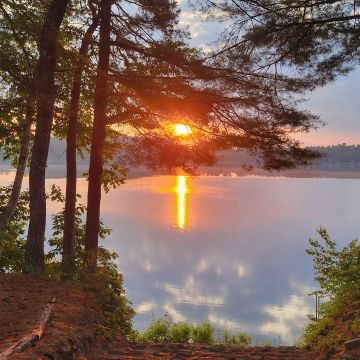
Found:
177,2 -> 360,147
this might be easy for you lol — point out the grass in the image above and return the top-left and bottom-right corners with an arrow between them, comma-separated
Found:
129,319 -> 253,345
222,330 -> 252,345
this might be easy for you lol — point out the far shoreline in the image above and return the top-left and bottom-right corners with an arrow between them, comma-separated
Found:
1,164 -> 360,180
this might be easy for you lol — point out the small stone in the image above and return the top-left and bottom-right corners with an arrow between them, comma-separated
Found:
341,312 -> 357,322
341,354 -> 356,360
344,338 -> 360,350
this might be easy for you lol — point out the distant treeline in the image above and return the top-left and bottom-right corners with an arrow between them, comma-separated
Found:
0,139 -> 89,166
1,142 -> 360,168
217,144 -> 360,168
309,145 -> 360,166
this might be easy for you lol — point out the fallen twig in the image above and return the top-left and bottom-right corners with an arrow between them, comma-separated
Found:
0,296 -> 57,359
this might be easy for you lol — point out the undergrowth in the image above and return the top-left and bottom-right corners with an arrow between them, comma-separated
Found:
301,227 -> 360,349
0,185 -> 135,337
46,185 -> 135,337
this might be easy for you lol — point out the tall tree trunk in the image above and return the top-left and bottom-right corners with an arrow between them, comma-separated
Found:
62,15 -> 99,277
24,0 -> 70,274
84,0 -> 111,273
0,97 -> 34,259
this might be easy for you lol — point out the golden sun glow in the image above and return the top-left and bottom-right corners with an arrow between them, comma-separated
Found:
176,175 -> 188,230
174,123 -> 192,136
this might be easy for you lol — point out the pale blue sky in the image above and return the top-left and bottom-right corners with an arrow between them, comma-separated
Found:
178,2 -> 360,146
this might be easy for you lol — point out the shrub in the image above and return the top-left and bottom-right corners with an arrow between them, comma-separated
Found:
142,319 -> 171,342
47,185 -> 134,336
306,227 -> 360,299
192,323 -> 215,344
0,185 -> 135,337
301,228 -> 360,348
263,340 -> 272,347
0,186 -> 29,272
170,322 -> 192,343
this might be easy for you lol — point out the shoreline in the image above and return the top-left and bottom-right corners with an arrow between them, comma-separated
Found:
1,164 -> 360,181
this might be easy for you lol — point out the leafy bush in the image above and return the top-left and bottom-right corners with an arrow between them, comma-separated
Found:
170,322 -> 192,343
263,340 -> 272,347
306,227 -> 360,299
301,228 -> 360,347
192,323 -> 215,344
79,268 -> 135,336
46,185 -> 113,279
142,319 -> 172,342
138,318 -> 254,345
46,185 -> 135,335
0,186 -> 29,272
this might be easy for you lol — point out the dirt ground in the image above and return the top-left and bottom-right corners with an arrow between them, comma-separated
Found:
0,274 -> 358,360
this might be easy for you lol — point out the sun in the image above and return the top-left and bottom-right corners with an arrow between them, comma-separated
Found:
174,123 -> 192,136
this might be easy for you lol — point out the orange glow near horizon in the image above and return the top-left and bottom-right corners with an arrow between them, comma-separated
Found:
174,123 -> 192,136
176,175 -> 188,230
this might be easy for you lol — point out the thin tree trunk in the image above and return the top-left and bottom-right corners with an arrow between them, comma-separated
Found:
62,15 -> 99,277
84,0 -> 111,273
0,97 -> 34,259
24,0 -> 70,273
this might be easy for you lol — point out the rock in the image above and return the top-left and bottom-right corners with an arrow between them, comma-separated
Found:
344,338 -> 360,350
341,354 -> 357,360
341,312 -> 358,322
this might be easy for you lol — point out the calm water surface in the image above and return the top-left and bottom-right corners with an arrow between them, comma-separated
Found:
2,171 -> 360,344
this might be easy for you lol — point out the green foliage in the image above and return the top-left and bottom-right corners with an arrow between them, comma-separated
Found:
140,319 -> 194,343
263,340 -> 272,347
0,186 -> 29,272
142,319 -> 172,343
301,304 -> 339,348
306,227 -> 360,299
352,313 -> 360,332
222,330 -> 252,345
44,185 -> 135,335
0,183 -> 134,335
46,184 -> 112,277
78,268 -> 135,337
101,163 -> 128,193
170,322 -> 192,343
192,323 -> 215,344
139,320 -> 216,344
137,318 -> 254,345
301,228 -> 360,348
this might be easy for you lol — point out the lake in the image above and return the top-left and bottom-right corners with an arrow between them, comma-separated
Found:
2,169 -> 360,345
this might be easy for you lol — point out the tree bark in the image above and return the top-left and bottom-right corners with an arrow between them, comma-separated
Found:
62,14 -> 99,277
0,97 -> 34,259
84,0 -> 111,272
24,0 -> 70,273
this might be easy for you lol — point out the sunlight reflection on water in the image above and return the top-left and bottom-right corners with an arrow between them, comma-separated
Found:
175,176 -> 188,230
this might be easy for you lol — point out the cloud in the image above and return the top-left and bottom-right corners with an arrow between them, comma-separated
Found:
163,303 -> 186,322
164,275 -> 225,306
237,264 -> 246,278
143,258 -> 158,273
179,11 -> 208,39
208,313 -> 248,331
259,282 -> 314,343
136,302 -> 156,314
197,258 -> 209,273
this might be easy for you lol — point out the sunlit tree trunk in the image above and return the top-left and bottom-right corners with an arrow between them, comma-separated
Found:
84,0 -> 111,272
62,14 -> 99,278
24,0 -> 70,273
0,97 -> 34,259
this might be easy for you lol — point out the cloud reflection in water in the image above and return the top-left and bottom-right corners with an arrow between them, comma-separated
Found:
89,175 -> 360,344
